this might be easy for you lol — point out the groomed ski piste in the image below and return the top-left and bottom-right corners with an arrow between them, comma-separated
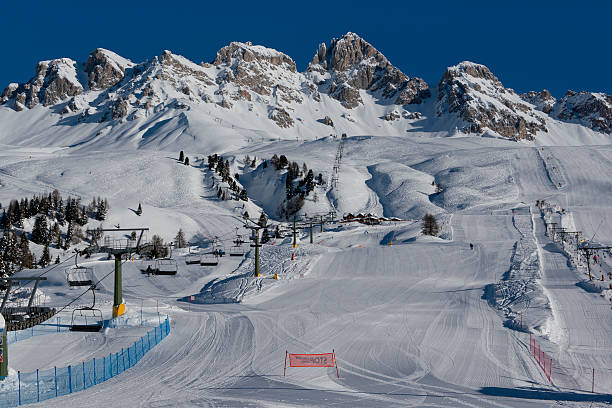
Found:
1,126 -> 612,407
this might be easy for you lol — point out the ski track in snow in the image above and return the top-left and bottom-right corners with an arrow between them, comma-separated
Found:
1,135 -> 612,407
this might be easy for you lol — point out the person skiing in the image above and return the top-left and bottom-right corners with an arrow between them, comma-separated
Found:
469,243 -> 474,250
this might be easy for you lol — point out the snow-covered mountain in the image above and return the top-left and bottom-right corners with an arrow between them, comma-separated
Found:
1,32 -> 611,148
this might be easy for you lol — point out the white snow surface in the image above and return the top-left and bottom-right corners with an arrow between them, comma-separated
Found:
1,95 -> 612,407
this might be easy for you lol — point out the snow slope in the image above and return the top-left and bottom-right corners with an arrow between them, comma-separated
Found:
1,118 -> 612,407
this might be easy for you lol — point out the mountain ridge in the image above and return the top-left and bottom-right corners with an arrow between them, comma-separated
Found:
1,32 -> 611,146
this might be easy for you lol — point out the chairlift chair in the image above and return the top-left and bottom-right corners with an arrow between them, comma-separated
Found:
70,308 -> 103,332
69,286 -> 103,332
66,266 -> 95,287
155,258 -> 178,275
140,259 -> 157,274
200,252 -> 219,266
185,251 -> 201,265
229,245 -> 245,256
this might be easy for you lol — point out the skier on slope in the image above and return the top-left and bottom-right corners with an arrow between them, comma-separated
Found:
470,243 -> 474,250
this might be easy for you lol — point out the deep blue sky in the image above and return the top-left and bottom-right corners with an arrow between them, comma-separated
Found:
1,1 -> 609,98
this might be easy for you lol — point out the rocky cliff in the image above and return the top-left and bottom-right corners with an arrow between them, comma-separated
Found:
1,58 -> 83,111
307,32 -> 430,108
437,61 -> 547,140
552,91 -> 612,134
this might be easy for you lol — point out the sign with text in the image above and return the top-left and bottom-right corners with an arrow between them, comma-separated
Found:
289,353 -> 335,367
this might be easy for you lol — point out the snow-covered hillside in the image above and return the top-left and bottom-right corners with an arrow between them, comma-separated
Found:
1,32 -> 612,408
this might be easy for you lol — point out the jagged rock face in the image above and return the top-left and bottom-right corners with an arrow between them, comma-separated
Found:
111,97 -> 129,119
437,61 -> 546,140
268,107 -> 294,128
1,58 -> 83,110
213,42 -> 303,105
308,32 -> 430,108
84,49 -> 133,90
159,50 -> 214,85
520,90 -> 556,114
553,91 -> 612,134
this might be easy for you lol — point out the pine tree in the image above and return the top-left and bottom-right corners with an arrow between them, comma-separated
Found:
243,211 -> 250,220
184,157 -> 190,166
239,189 -> 248,201
55,255 -> 60,264
175,229 -> 187,248
31,215 -> 49,245
96,199 -> 108,221
19,232 -> 33,269
250,157 -> 256,168
258,212 -> 268,228
136,203 -> 142,216
64,222 -> 73,249
179,151 -> 184,162
39,243 -> 51,267
261,228 -> 270,244
422,214 -> 439,236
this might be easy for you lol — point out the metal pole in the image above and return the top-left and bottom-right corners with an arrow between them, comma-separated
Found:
37,368 -> 39,402
113,254 -> 124,317
0,330 -> 7,378
293,217 -> 297,248
592,368 -> 595,393
254,230 -> 260,277
54,366 -> 57,397
310,218 -> 313,244
18,371 -> 20,405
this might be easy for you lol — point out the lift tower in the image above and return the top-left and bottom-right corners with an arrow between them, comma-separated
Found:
84,228 -> 150,317
579,246 -> 612,281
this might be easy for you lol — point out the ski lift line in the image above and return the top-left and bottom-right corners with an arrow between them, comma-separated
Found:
4,254 -> 77,300
55,258 -> 130,315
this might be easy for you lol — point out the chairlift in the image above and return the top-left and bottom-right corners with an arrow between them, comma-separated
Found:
230,236 -> 246,256
200,252 -> 219,266
185,247 -> 201,264
155,258 -> 178,275
140,259 -> 156,274
66,266 -> 95,287
70,286 -> 103,332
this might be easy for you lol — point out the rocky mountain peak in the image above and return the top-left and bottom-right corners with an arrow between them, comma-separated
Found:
552,91 -> 612,134
84,48 -> 134,90
213,42 -> 296,72
437,61 -> 547,140
520,90 -> 556,114
1,58 -> 83,111
212,41 -> 304,125
307,32 -> 430,108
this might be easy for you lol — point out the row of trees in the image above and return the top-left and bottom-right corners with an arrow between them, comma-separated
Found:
207,154 -> 248,202
1,191 -> 108,230
0,191 -> 110,276
178,151 -> 190,166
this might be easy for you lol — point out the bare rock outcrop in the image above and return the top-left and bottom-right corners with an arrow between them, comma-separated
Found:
307,32 -> 430,108
1,58 -> 83,110
84,48 -> 134,90
111,97 -> 129,119
552,91 -> 612,134
520,90 -> 556,114
268,107 -> 294,128
437,61 -> 547,140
